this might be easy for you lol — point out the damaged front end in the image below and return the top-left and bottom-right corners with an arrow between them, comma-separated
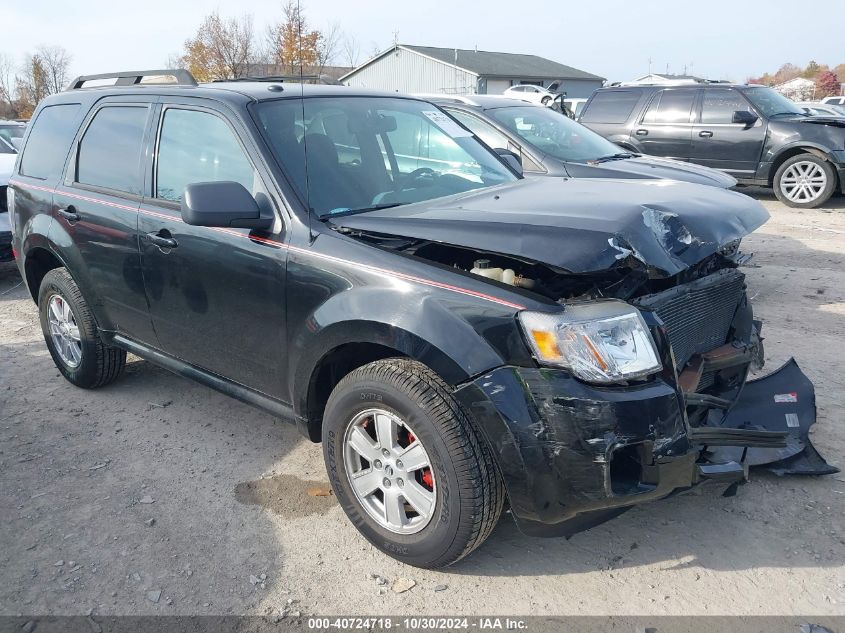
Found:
333,178 -> 837,536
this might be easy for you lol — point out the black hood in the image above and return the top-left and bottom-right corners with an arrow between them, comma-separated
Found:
563,154 -> 738,188
332,177 -> 769,276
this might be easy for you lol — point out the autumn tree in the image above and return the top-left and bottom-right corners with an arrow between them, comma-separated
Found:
0,53 -> 16,118
266,1 -> 321,74
177,12 -> 259,82
16,54 -> 53,118
816,71 -> 841,98
773,63 -> 801,84
37,45 -> 72,93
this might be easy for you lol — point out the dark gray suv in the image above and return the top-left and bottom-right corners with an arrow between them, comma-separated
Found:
580,84 -> 845,208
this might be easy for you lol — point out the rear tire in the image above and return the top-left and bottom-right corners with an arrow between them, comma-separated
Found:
322,358 -> 504,568
773,154 -> 836,208
38,268 -> 126,388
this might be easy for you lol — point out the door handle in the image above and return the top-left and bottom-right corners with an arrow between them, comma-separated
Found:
699,130 -> 714,138
58,206 -> 80,222
635,129 -> 649,136
145,230 -> 178,250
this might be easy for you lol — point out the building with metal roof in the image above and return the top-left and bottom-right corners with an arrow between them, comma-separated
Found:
339,44 -> 606,99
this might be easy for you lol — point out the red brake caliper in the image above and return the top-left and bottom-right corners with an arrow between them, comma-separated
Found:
407,430 -> 434,490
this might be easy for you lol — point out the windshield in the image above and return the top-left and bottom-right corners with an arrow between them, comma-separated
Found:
0,124 -> 24,144
253,97 -> 516,217
742,87 -> 805,117
487,105 -> 624,162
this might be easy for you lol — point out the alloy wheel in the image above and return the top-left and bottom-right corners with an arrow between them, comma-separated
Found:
47,294 -> 82,368
780,161 -> 828,204
343,408 -> 437,534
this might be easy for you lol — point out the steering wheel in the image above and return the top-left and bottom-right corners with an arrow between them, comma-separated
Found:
407,167 -> 437,182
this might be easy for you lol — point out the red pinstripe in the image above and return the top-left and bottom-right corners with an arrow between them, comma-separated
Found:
9,179 -> 525,310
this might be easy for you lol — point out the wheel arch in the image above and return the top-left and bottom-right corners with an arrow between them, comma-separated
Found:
23,245 -> 66,303
293,320 -> 479,442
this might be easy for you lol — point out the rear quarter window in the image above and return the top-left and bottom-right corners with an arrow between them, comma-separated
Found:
19,104 -> 82,180
580,90 -> 643,124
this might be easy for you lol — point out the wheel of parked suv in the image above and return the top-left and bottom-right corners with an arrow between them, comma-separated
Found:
773,154 -> 837,209
38,268 -> 126,388
322,358 -> 504,568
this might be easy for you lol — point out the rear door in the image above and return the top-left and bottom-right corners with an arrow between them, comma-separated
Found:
631,88 -> 698,160
138,99 -> 288,398
689,88 -> 767,175
53,99 -> 156,342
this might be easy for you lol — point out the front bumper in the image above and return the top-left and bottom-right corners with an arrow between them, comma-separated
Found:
455,358 -> 835,538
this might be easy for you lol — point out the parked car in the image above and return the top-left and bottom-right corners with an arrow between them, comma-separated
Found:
579,84 -> 845,208
564,97 -> 588,119
0,125 -> 23,262
0,120 -> 26,151
428,95 -> 737,188
503,83 -> 556,105
9,70 -> 834,568
821,95 -> 845,106
795,102 -> 845,117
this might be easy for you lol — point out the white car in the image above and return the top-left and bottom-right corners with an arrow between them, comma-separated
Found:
820,95 -> 845,106
502,84 -> 557,105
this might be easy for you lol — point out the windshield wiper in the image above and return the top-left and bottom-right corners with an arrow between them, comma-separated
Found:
770,111 -> 805,117
592,152 -> 636,163
318,202 -> 404,219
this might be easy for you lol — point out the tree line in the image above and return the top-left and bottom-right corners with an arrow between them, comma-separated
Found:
747,61 -> 844,97
0,1 -> 371,119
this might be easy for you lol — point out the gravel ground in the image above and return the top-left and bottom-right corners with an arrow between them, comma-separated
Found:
1,189 -> 844,618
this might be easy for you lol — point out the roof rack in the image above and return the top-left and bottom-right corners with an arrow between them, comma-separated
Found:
67,69 -> 197,90
213,74 -> 342,86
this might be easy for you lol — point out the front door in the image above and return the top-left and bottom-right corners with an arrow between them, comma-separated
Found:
689,88 -> 767,176
631,88 -> 698,161
138,102 -> 288,399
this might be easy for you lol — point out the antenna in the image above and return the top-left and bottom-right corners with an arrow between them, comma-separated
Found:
297,0 -> 312,224
648,57 -> 652,74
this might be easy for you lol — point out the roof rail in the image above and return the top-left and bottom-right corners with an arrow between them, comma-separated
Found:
67,69 -> 198,90
213,74 -> 342,86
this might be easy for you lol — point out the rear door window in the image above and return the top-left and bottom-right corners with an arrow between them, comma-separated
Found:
580,90 -> 642,124
77,106 -> 149,195
701,89 -> 751,124
19,104 -> 81,180
642,90 -> 697,124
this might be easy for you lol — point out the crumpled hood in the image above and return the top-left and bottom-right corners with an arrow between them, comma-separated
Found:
333,177 -> 769,276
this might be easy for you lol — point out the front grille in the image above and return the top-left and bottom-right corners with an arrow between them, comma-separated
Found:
633,269 -> 745,369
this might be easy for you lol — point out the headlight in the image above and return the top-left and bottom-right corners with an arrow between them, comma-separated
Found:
519,301 -> 662,383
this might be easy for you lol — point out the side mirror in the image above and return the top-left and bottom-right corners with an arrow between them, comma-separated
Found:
495,148 -> 523,176
181,181 -> 273,230
732,110 -> 758,128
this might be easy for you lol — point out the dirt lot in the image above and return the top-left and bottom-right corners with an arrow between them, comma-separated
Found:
1,189 -> 844,618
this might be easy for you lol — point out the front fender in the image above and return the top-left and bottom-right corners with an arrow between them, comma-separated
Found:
289,286 -> 515,419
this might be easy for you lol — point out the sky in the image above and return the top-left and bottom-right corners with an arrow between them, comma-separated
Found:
4,0 -> 845,85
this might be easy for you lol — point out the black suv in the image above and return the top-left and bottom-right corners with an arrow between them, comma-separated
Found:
429,95 -> 737,188
8,70 -> 834,568
580,84 -> 845,208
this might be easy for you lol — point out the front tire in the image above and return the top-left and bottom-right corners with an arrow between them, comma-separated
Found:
38,268 -> 126,388
322,359 -> 504,568
773,154 -> 836,208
